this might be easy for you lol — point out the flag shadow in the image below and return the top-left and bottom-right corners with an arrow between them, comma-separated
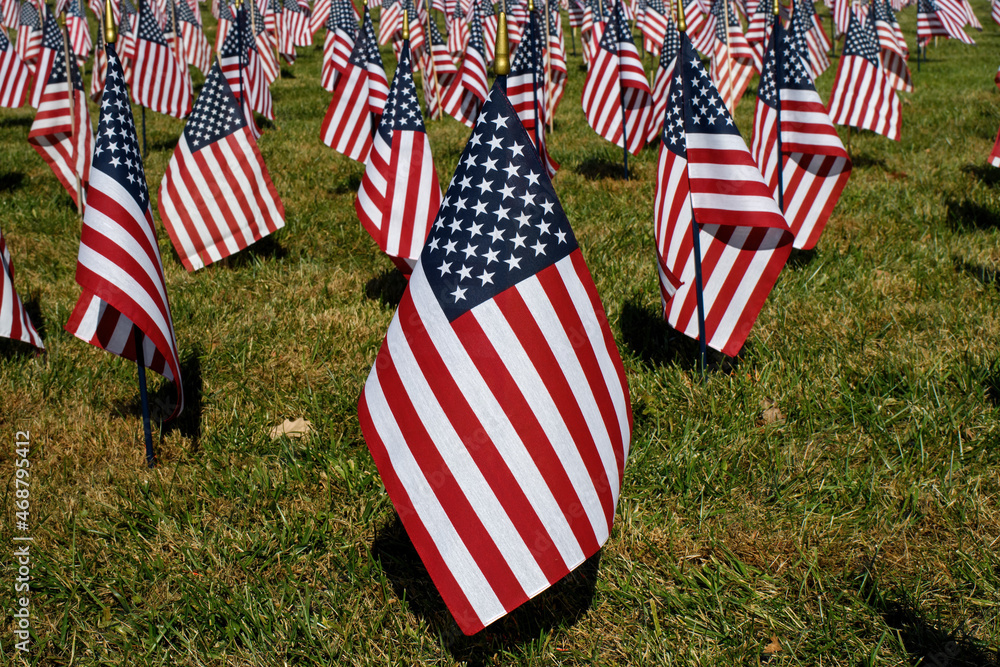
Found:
961,163 -> 1000,188
945,197 -> 1000,231
371,515 -> 602,664
574,156 -> 630,181
364,267 -> 408,308
0,296 -> 46,359
618,295 -> 738,373
952,256 -> 1000,290
114,345 -> 205,452
854,556 -> 1000,667
0,116 -> 32,129
224,234 -> 288,268
0,171 -> 26,193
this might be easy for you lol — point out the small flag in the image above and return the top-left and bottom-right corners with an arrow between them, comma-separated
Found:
0,227 -> 44,348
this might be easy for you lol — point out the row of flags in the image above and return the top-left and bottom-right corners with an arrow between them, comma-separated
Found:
2,0 -> 999,640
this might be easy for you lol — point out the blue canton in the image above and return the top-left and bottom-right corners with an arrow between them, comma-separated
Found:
138,1 -> 168,46
422,82 -> 578,321
93,47 -> 149,208
662,35 -> 739,156
184,63 -> 245,151
18,0 -> 39,31
327,0 -> 357,35
510,8 -> 542,77
842,11 -> 879,62
176,0 -> 201,26
757,22 -> 811,110
657,17 -> 680,70
598,1 -> 632,52
427,9 -> 447,46
361,7 -> 382,66
787,2 -> 814,75
468,0 -> 485,55
378,41 -> 425,138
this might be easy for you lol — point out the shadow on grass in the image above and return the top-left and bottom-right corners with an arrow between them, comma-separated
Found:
952,256 -> 1000,290
945,197 -> 1000,231
0,296 -> 46,359
116,347 -> 205,452
855,558 -> 1000,667
786,248 -> 818,270
575,156 -> 629,181
618,295 -> 738,373
364,267 -> 407,308
960,163 -> 1000,188
333,172 -> 363,194
0,116 -> 32,129
226,235 -> 288,268
847,151 -> 887,170
372,515 -> 601,665
280,67 -> 296,79
0,171 -> 26,192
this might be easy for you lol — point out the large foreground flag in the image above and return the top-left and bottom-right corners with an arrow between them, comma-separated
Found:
66,44 -> 184,418
355,38 -> 440,271
0,226 -> 44,348
581,0 -> 652,155
751,20 -> 851,250
158,62 -> 285,271
827,11 -> 900,141
28,12 -> 92,208
358,79 -> 632,635
654,32 -> 793,356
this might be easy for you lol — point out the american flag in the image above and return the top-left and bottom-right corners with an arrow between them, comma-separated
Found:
654,32 -> 793,356
278,0 -> 311,58
708,0 -> 755,113
440,0 -> 487,127
869,0 -> 911,92
0,20 -> 30,106
993,0 -> 999,27
832,0 -> 850,34
798,0 -> 832,57
447,3 -> 469,55
827,11 -> 900,141
479,0 -> 496,61
0,227 -> 44,349
174,0 -> 211,73
567,0 -> 584,28
507,0 -> 527,52
355,38 -> 440,272
214,0 -> 235,53
743,0 -> 771,71
990,123 -> 1000,168
581,0 -> 652,155
309,0 -> 329,35
118,0 -> 138,63
65,44 -> 184,419
157,61 -> 285,271
425,9 -> 457,77
130,0 -> 192,118
916,0 -> 973,45
751,20 -> 851,250
16,0 -> 42,75
1,0 -> 18,28
420,12 -> 458,119
790,0 -> 828,79
219,5 -> 274,128
320,0 -> 355,91
28,12 -> 92,208
544,0 -> 566,120
358,80 -> 632,636
249,0 -> 279,84
378,0 -> 402,45
638,0 -> 669,55
89,32 -> 106,101
320,2 -> 386,161
66,0 -> 91,62
509,3 -> 558,176
646,17 -> 678,144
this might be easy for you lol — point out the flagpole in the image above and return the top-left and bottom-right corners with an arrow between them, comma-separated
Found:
527,0 -> 543,152
722,0 -> 734,113
772,0 -> 784,213
169,0 -> 182,63
496,9 -> 509,90
425,5 -> 444,118
58,12 -> 83,217
542,0 -> 553,131
570,26 -> 577,55
677,0 -> 707,376
237,0 -> 250,124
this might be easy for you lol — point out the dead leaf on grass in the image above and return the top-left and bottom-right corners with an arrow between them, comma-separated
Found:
763,635 -> 782,655
760,398 -> 785,425
270,418 -> 313,439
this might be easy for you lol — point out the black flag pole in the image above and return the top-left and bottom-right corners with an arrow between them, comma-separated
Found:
528,0 -> 543,153
773,0 -> 784,213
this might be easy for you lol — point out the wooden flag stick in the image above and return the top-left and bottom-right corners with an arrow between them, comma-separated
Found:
677,0 -> 707,376
58,13 -> 83,217
425,6 -> 443,118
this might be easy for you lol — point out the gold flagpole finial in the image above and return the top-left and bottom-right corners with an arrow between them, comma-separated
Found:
402,8 -> 409,39
104,0 -> 117,43
58,11 -> 65,28
676,0 -> 686,31
773,0 -> 780,16
528,0 -> 534,11
495,11 -> 510,75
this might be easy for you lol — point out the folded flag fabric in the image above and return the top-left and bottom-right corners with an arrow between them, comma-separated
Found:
0,16 -> 30,107
358,79 -> 632,636
0,226 -> 44,348
157,61 -> 285,271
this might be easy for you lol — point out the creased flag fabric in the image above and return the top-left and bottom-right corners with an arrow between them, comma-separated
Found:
358,79 -> 632,636
28,12 -> 92,208
827,11 -> 900,141
0,21 -> 29,106
176,0 -> 211,73
869,0 -> 911,92
509,4 -> 559,176
751,21 -> 851,250
355,39 -> 441,271
447,4 -> 468,55
581,0 -> 652,155
157,62 -> 285,272
0,226 -> 44,348
647,17 -> 679,144
440,0 -> 487,127
65,44 -> 184,419
544,0 -> 566,120
916,0 -> 973,45
654,32 -> 793,356
320,0 -> 355,91
130,0 -> 192,117
15,0 -> 41,74
708,0 -> 755,113
66,0 -> 91,61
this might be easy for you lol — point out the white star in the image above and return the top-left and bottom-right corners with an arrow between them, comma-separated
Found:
478,270 -> 495,286
536,220 -> 551,235
451,285 -> 468,302
525,171 -> 540,187
459,174 -> 473,190
477,178 -> 492,194
531,240 -> 546,256
555,230 -> 567,243
503,162 -> 520,179
470,132 -> 482,146
488,226 -> 505,244
428,236 -> 441,251
487,135 -> 503,152
491,113 -> 508,130
462,243 -> 478,259
109,155 -> 121,168
519,190 -> 536,207
499,183 -> 515,200
444,239 -> 458,254
473,200 -> 489,216
484,247 -> 500,264
454,196 -> 468,211
509,142 -> 524,157
511,232 -> 526,249
464,152 -> 478,169
483,156 -> 498,173
505,254 -> 522,270
450,218 -> 464,233
457,264 -> 473,280
468,221 -> 483,237
438,260 -> 453,275
515,212 -> 532,228
496,205 -> 510,221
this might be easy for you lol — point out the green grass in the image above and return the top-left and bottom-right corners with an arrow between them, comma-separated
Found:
2,4 -> 1000,665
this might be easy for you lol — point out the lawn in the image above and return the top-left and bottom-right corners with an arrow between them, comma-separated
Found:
1,3 -> 999,665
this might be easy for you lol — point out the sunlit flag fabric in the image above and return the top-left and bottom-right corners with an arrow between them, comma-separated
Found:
130,0 -> 192,118
16,0 -> 41,74
447,3 -> 468,56
638,0 -> 668,55
320,0 -> 355,91
66,0 -> 91,61
833,0 -> 850,34
654,33 -> 793,356
0,20 -> 30,106
157,63 -> 284,271
544,0 -> 566,119
355,39 -> 440,271
378,0 -> 401,45
358,80 -> 632,635
646,17 -> 679,144
743,0 -> 771,70
319,2 -> 387,162
218,5 -> 274,130
1,0 -> 17,28
916,0 -> 972,45
509,5 -> 558,176
993,0 -> 1000,27
175,0 -> 211,73
870,0 -> 911,92
440,0 -> 487,127
248,0 -> 279,84
279,0 -> 311,58
65,45 -> 184,419
28,12 -> 92,208
0,226 -> 44,348
789,0 -> 827,79
827,11 -> 900,141
581,0 -> 652,156
751,21 -> 850,250
708,0 -> 755,113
